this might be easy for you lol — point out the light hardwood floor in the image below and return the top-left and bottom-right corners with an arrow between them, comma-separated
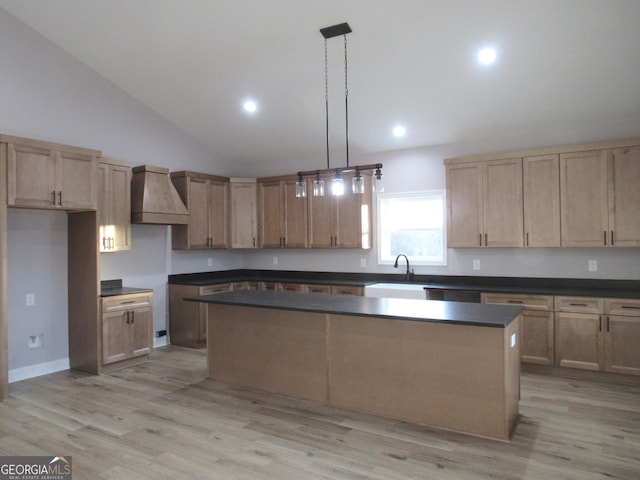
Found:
1,346 -> 639,479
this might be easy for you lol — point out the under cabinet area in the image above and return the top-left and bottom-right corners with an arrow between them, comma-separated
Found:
482,293 -> 554,365
101,293 -> 153,367
98,158 -> 131,252
3,135 -> 99,210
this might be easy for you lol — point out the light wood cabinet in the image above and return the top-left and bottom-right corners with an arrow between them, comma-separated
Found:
554,296 -> 605,371
308,172 -> 373,249
604,298 -> 640,375
98,159 -> 131,252
101,293 -> 153,366
446,158 -> 523,247
258,176 -> 308,248
482,293 -> 554,365
168,283 -> 231,348
229,178 -> 257,248
607,147 -> 640,246
171,171 -> 229,250
523,154 -> 561,247
5,136 -> 98,210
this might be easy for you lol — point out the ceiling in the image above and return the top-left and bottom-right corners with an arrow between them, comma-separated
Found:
2,0 -> 640,176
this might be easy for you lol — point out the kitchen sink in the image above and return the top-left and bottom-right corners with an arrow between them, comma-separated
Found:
363,282 -> 426,300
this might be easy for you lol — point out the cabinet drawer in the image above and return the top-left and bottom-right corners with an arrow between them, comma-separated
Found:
605,298 -> 640,317
482,293 -> 553,311
554,296 -> 604,314
102,293 -> 152,313
200,284 -> 231,295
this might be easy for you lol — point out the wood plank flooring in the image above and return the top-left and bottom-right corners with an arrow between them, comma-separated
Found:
1,346 -> 639,479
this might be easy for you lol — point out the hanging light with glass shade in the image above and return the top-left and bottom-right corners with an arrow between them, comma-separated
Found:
296,22 -> 382,198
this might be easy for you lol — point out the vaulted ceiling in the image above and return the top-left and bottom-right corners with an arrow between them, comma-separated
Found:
1,0 -> 639,176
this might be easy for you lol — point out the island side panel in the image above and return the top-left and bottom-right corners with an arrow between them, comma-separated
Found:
328,314 -> 519,441
504,315 -> 522,438
206,304 -> 328,403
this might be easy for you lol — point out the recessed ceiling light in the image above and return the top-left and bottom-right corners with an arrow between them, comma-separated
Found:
243,99 -> 257,113
392,125 -> 406,137
477,47 -> 497,65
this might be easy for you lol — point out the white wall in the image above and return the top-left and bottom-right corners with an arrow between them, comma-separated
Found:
2,7 -> 639,379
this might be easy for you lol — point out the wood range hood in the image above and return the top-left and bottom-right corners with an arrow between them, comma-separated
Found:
130,165 -> 189,224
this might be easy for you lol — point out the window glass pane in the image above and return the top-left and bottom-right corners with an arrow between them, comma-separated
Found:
377,191 -> 446,266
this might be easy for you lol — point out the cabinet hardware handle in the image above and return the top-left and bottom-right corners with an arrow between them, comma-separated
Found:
58,191 -> 62,206
122,300 -> 136,304
51,191 -> 56,205
606,316 -> 610,332
111,237 -> 115,249
484,233 -> 488,246
507,300 -> 523,304
526,232 -> 529,247
569,303 -> 587,307
131,311 -> 135,324
479,233 -> 482,246
611,230 -> 614,246
604,230 -> 607,245
598,316 -> 602,331
125,311 -> 131,324
253,237 -> 256,247
102,237 -> 107,249
621,305 -> 640,310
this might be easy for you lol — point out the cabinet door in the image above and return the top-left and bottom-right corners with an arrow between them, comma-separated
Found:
560,150 -> 608,246
209,180 -> 228,248
555,312 -> 604,371
229,180 -> 257,248
605,315 -> 640,375
57,150 -> 97,209
108,164 -> 132,251
188,178 -> 212,249
102,310 -> 129,365
608,147 -> 640,246
446,163 -> 483,247
7,142 -> 57,208
282,178 -> 308,248
259,181 -> 284,248
129,306 -> 153,358
523,154 -> 560,247
521,310 -> 555,365
483,158 -> 523,247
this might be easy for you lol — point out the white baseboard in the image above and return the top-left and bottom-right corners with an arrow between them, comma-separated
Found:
9,358 -> 70,383
154,337 -> 168,348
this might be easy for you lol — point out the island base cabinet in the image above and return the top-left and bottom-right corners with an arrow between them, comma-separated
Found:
206,304 -> 521,441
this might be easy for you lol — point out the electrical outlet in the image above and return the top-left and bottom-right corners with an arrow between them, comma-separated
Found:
588,260 -> 598,272
273,256 -> 279,266
28,334 -> 44,349
26,293 -> 35,306
473,259 -> 481,270
360,258 -> 366,268
207,258 -> 213,267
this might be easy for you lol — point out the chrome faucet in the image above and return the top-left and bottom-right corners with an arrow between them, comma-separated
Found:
393,254 -> 414,282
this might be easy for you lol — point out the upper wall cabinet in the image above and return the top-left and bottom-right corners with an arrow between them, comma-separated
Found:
308,171 -> 373,249
171,171 -> 229,250
446,138 -> 640,249
523,154 -> 561,247
446,158 -> 523,248
3,135 -> 99,211
229,178 -> 257,248
98,159 -> 132,252
258,176 -> 308,248
560,147 -> 640,247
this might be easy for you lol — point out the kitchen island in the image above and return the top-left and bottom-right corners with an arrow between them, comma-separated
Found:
187,290 -> 523,441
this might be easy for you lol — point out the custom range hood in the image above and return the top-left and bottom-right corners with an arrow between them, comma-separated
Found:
130,165 -> 189,224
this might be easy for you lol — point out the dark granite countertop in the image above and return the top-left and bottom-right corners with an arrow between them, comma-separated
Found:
186,290 -> 523,328
168,269 -> 640,299
100,279 -> 153,297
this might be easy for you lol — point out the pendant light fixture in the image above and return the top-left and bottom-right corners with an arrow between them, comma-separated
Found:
296,22 -> 383,198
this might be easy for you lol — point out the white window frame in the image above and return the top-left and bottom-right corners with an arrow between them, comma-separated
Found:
376,190 -> 447,266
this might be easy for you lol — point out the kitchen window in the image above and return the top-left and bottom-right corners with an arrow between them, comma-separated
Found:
377,191 -> 447,266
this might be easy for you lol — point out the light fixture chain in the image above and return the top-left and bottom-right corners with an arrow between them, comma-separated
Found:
344,34 -> 349,168
324,38 -> 330,170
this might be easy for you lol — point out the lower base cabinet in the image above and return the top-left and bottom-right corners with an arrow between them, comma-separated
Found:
101,293 -> 153,366
604,298 -> 640,376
